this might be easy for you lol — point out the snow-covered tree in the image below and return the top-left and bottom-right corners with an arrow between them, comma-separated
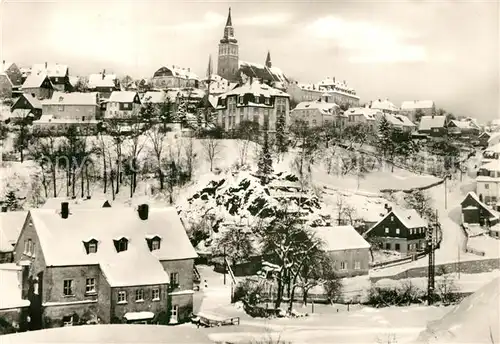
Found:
275,113 -> 288,157
256,132 -> 273,185
4,191 -> 19,211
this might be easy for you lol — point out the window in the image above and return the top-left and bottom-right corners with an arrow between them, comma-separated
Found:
170,272 -> 179,286
254,96 -> 259,104
396,228 -> 400,235
391,216 -> 394,221
152,288 -> 160,301
354,261 -> 361,270
238,96 -> 243,104
58,105 -> 64,112
312,119 -> 317,126
385,227 -> 389,234
114,238 -> 128,252
395,243 -> 400,251
264,97 -> 270,105
88,241 -> 97,253
63,280 -> 73,296
118,291 -> 127,303
152,239 -> 160,250
340,261 -> 347,270
408,244 -> 412,251
82,116 -> 85,122
485,184 -> 489,189
385,243 -> 391,250
135,289 -> 144,302
86,278 -> 96,293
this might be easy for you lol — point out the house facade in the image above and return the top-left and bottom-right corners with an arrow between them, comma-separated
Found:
400,100 -> 435,122
364,209 -> 428,255
30,63 -> 71,92
476,161 -> 500,210
287,80 -> 360,109
344,107 -> 380,131
370,99 -> 399,115
12,204 -> 197,329
312,225 -> 370,277
460,192 -> 499,227
418,115 -> 447,137
447,120 -> 480,138
379,112 -> 416,133
216,79 -> 290,134
290,100 -> 341,128
0,211 -> 28,263
105,91 -> 141,121
0,61 -> 23,99
10,93 -> 43,122
151,66 -> 199,89
88,71 -> 119,98
21,74 -> 54,100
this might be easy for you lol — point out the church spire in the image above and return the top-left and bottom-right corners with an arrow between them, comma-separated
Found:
226,7 -> 233,26
265,51 -> 272,68
206,54 -> 213,80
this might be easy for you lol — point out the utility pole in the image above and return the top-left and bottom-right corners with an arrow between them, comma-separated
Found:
444,175 -> 448,210
223,246 -> 227,286
427,210 -> 437,305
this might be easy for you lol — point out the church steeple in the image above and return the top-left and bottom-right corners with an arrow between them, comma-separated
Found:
265,51 -> 272,68
220,7 -> 237,43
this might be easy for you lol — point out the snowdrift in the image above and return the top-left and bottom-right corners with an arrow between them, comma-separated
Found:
415,277 -> 499,344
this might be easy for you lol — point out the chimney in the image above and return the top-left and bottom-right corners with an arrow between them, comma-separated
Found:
31,93 -> 36,98
188,68 -> 190,72
138,204 -> 149,220
61,202 -> 69,219
86,195 -> 91,200
2,60 -> 5,69
45,61 -> 47,69
333,77 -> 336,83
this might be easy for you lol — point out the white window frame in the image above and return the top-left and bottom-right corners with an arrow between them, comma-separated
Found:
354,261 -> 361,270
63,279 -> 73,296
264,97 -> 270,105
340,261 -> 347,270
396,228 -> 400,235
170,272 -> 179,286
135,289 -> 144,302
85,278 -> 96,294
152,288 -> 160,301
151,239 -> 160,251
384,227 -> 389,234
118,290 -> 127,304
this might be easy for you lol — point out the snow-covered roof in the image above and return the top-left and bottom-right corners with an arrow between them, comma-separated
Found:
141,91 -> 169,104
21,93 -> 42,109
0,212 -> 28,252
27,207 -> 197,268
462,192 -> 500,220
485,142 -> 500,154
416,277 -> 499,344
480,160 -> 500,172
220,79 -> 289,99
0,265 -> 30,310
383,113 -> 416,127
44,92 -> 98,106
317,77 -> 356,94
68,76 -> 79,87
291,101 -> 339,115
41,197 -> 111,210
488,132 -> 500,145
370,99 -> 399,112
31,63 -> 68,78
345,107 -> 381,120
124,311 -> 155,321
154,65 -> 199,80
365,208 -> 427,236
418,115 -> 446,131
108,91 -> 138,103
88,73 -> 117,89
21,74 -> 52,89
400,100 -> 434,110
239,61 -> 287,84
208,95 -> 219,109
450,120 -> 475,130
313,225 -> 370,251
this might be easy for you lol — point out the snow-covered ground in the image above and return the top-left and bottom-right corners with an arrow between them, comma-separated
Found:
0,264 -> 30,310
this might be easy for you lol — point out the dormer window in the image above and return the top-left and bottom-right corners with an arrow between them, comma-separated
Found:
238,96 -> 243,104
114,237 -> 129,252
83,239 -> 98,254
264,98 -> 270,105
145,235 -> 162,251
254,96 -> 259,104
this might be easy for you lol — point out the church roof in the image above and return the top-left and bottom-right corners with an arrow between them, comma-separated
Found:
239,61 -> 287,84
226,7 -> 232,26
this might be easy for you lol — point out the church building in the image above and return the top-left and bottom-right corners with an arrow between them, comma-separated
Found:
217,8 -> 288,90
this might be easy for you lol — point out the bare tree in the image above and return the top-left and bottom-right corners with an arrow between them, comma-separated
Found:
146,125 -> 167,190
335,195 -> 356,225
181,135 -> 196,181
29,131 -> 59,197
202,138 -> 222,172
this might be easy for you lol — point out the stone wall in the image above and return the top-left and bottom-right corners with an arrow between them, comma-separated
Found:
371,258 -> 500,282
0,307 -> 29,333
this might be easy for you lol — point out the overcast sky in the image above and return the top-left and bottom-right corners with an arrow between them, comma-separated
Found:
2,0 -> 498,120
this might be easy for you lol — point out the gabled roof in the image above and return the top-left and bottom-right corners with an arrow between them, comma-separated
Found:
384,113 -> 416,127
478,132 -> 491,139
21,93 -> 42,109
292,101 -> 339,115
312,225 -> 370,251
21,74 -> 52,89
365,208 -> 427,236
418,115 -> 446,131
220,79 -> 289,99
27,207 -> 197,268
487,132 -> 500,145
0,211 -> 28,252
44,92 -> 98,106
238,61 -> 287,84
450,120 -> 475,130
401,100 -> 434,110
345,107 -> 381,120
10,109 -> 34,119
317,77 -> 357,95
31,63 -> 68,78
141,91 -> 170,104
370,99 -> 399,112
461,192 -> 500,220
485,142 -> 500,154
153,66 -> 199,80
88,73 -> 117,89
108,91 -> 139,103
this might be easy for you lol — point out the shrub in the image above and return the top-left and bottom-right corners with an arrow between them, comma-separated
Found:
110,316 -> 122,324
367,281 -> 425,307
233,279 -> 265,305
0,317 -> 16,335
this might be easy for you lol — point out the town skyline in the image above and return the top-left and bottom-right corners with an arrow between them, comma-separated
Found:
2,0 -> 498,120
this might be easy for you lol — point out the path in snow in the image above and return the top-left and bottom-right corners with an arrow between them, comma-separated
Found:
196,265 -> 233,314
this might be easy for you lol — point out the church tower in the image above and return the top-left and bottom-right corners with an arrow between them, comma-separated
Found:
217,8 -> 239,82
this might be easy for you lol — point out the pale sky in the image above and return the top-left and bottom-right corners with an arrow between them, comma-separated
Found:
1,0 -> 499,120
